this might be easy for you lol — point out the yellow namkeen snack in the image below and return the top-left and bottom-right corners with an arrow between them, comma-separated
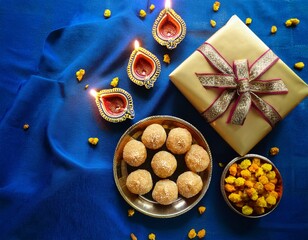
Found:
234,177 -> 245,187
285,18 -> 300,27
76,69 -> 85,81
213,1 -> 220,12
271,25 -> 277,34
110,77 -> 119,87
258,175 -> 269,185
148,233 -> 155,240
210,20 -> 216,28
104,9 -> 111,18
224,157 -> 281,216
240,169 -> 251,179
149,4 -> 155,11
229,163 -> 238,176
163,54 -> 171,64
139,9 -> 147,18
228,193 -> 242,203
130,233 -> 138,240
261,163 -> 272,172
225,175 -> 236,184
242,205 -> 253,215
239,159 -> 251,169
188,229 -> 197,239
23,123 -> 30,130
128,208 -> 135,217
294,62 -> 305,70
266,195 -> 277,205
245,18 -> 252,25
266,171 -> 276,180
197,229 -> 206,238
225,183 -> 236,192
198,206 -> 206,214
88,137 -> 99,145
270,147 -> 279,155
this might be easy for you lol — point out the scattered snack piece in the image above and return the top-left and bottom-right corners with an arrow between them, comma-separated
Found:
213,1 -> 220,12
198,206 -> 206,215
197,229 -> 206,239
218,162 -> 224,167
23,123 -> 30,130
126,169 -> 153,195
210,19 -> 216,28
149,4 -> 155,11
271,25 -> 277,34
188,229 -> 197,239
269,146 -> 279,156
294,62 -> 305,70
128,208 -> 135,217
104,9 -> 111,18
290,18 -> 300,25
285,18 -> 300,27
123,139 -> 147,167
131,233 -> 138,240
245,18 -> 252,25
110,77 -> 119,87
148,233 -> 156,240
76,69 -> 85,82
139,9 -> 147,18
163,54 -> 171,64
285,19 -> 292,27
84,84 -> 89,90
88,137 -> 99,146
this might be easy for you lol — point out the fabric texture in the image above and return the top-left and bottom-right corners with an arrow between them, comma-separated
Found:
0,0 -> 307,239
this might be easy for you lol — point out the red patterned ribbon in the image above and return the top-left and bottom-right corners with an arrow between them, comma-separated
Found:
196,43 -> 288,127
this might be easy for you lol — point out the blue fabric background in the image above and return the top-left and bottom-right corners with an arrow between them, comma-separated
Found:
0,0 -> 307,239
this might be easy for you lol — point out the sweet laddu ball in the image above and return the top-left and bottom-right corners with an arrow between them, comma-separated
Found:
141,123 -> 167,150
177,171 -> 203,198
151,150 -> 177,178
123,139 -> 147,167
185,144 -> 210,172
126,169 -> 153,195
152,179 -> 178,205
166,127 -> 192,154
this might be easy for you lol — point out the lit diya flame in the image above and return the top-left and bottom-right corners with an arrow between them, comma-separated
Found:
90,88 -> 135,123
127,40 -> 161,89
152,0 -> 186,50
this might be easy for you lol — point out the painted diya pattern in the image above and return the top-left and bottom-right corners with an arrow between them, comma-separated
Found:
91,88 -> 135,123
152,0 -> 186,50
127,40 -> 161,89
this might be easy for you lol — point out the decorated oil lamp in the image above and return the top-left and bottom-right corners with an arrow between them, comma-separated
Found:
152,0 -> 186,50
90,88 -> 135,123
127,40 -> 161,89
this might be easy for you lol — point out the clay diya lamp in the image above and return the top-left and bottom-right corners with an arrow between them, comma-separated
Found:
90,88 -> 135,123
152,0 -> 186,50
127,40 -> 161,89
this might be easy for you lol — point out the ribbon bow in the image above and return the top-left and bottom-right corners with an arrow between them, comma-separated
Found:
195,43 -> 288,127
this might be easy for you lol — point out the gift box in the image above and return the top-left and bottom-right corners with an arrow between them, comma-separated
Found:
169,15 -> 308,156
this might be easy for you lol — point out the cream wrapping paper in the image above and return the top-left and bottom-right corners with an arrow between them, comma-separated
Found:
169,15 -> 308,156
